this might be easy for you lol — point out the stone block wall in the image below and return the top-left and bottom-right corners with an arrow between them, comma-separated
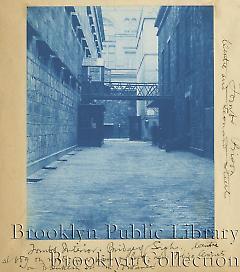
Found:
27,55 -> 80,164
156,6 -> 214,157
27,7 -> 83,169
27,7 -> 84,78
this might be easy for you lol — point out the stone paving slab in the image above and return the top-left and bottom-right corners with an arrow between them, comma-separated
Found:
27,139 -> 214,239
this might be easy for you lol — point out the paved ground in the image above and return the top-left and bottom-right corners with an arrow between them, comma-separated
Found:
27,139 -> 214,239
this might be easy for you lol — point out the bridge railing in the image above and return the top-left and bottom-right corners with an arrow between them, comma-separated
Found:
104,81 -> 159,97
81,81 -> 170,102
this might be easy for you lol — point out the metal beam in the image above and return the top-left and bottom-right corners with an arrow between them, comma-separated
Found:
104,82 -> 159,97
82,81 -> 165,101
82,95 -> 164,101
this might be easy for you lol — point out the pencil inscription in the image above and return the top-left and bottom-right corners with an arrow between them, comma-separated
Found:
1,240 -> 238,270
221,39 -> 240,199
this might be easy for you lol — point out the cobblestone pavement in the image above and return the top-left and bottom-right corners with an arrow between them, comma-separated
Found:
27,139 -> 214,240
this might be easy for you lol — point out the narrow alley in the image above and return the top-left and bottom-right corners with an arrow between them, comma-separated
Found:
26,6 -> 214,240
28,139 -> 214,239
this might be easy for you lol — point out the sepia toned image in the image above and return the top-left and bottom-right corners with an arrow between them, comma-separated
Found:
26,5 -> 214,240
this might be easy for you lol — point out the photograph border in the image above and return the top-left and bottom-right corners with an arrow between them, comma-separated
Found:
1,0 -> 240,271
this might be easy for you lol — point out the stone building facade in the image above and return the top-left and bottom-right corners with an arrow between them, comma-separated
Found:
99,7 -> 141,138
27,6 -> 104,174
155,6 -> 214,158
102,7 -> 141,82
136,8 -> 159,141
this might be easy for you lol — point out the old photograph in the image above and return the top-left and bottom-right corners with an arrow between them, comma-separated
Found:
26,6 -> 214,240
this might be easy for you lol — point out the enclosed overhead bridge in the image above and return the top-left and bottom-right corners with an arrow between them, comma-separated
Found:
82,81 -> 172,102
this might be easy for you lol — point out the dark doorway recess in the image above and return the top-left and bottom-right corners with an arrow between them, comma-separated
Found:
129,116 -> 142,140
78,104 -> 105,147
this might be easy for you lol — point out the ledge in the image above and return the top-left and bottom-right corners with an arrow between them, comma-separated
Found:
27,145 -> 77,176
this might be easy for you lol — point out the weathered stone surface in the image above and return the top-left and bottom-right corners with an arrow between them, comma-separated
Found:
27,8 -> 83,164
28,140 -> 214,239
27,7 -> 84,78
155,6 -> 214,158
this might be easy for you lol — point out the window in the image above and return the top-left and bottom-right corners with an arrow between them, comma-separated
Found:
108,44 -> 116,53
185,12 -> 191,72
167,40 -> 171,92
103,18 -> 115,41
102,43 -> 116,69
131,18 -> 137,32
125,51 -> 135,69
124,18 -> 130,33
176,23 -> 180,79
161,50 -> 165,95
